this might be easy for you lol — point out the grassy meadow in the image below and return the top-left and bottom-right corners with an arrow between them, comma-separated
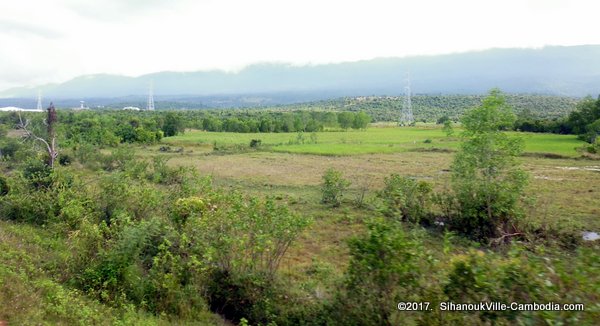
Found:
143,124 -> 600,323
156,124 -> 599,241
1,120 -> 598,324
163,125 -> 585,157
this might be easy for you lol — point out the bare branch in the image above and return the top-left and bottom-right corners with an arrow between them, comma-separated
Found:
16,109 -> 58,168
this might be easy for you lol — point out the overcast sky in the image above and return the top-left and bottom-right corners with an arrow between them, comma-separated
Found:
1,0 -> 599,91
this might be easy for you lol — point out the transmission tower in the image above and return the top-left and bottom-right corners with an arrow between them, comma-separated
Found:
36,90 -> 43,111
147,81 -> 155,111
399,74 -> 414,126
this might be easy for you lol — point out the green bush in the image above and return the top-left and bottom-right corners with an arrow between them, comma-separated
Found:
378,174 -> 432,223
101,147 -> 136,172
330,219 -> 423,325
58,153 -> 72,166
191,192 -> 310,323
0,189 -> 58,224
148,156 -> 189,185
0,138 -> 23,160
0,176 -> 62,225
321,168 -> 351,207
206,270 -> 278,324
441,246 -> 600,324
73,143 -> 102,169
171,196 -> 208,225
449,89 -> 528,242
249,139 -> 262,148
23,159 -> 53,189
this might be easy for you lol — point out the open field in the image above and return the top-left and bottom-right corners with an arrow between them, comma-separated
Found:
163,126 -> 586,157
156,125 -> 599,235
148,125 -> 600,315
158,151 -> 600,232
2,120 -> 598,324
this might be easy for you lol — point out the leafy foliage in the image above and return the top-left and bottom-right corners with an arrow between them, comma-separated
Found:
0,95 -> 598,325
330,219 -> 423,326
321,168 -> 351,207
442,119 -> 454,136
449,89 -> 528,241
378,174 -> 432,223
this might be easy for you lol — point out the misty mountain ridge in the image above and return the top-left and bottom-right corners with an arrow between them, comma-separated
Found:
2,45 -> 600,105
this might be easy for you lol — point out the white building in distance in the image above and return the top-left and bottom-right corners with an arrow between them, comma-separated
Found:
0,106 -> 43,112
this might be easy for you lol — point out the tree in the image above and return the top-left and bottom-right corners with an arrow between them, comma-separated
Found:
162,112 -> 184,137
566,95 -> 600,136
17,103 -> 59,168
583,118 -> 600,144
338,112 -> 355,130
436,115 -> 450,124
442,120 -> 454,137
352,112 -> 371,129
450,89 -> 528,242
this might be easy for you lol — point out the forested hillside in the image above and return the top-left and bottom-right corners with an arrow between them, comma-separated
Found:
287,94 -> 579,122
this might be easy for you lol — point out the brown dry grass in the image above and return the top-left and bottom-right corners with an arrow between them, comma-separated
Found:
146,147 -> 600,279
167,151 -> 453,188
162,149 -> 600,231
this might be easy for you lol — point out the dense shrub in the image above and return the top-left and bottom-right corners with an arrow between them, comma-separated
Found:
378,174 -> 432,224
0,167 -> 75,225
0,186 -> 59,224
148,156 -> 189,185
206,270 -> 279,324
58,153 -> 72,166
171,196 -> 208,225
0,138 -> 23,160
189,192 -> 310,323
63,165 -> 309,323
442,246 -> 600,324
321,168 -> 351,207
249,139 -> 262,148
329,219 -> 423,325
23,159 -> 53,189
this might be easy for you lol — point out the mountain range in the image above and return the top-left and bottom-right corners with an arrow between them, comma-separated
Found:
2,45 -> 599,107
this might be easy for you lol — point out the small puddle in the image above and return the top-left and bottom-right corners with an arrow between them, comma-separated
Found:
582,231 -> 600,241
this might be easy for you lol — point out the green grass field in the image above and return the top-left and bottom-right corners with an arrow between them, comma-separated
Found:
158,125 -> 599,232
164,126 -> 585,157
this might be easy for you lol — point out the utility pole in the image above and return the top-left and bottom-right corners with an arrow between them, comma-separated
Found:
37,90 -> 43,111
399,73 -> 414,126
147,80 -> 155,111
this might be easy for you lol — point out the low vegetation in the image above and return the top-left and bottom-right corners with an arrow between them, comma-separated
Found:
0,90 -> 598,324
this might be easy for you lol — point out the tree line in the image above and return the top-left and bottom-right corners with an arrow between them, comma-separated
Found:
513,95 -> 600,152
0,110 -> 371,151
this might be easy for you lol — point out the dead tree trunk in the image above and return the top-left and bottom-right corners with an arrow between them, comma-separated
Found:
17,102 -> 59,168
